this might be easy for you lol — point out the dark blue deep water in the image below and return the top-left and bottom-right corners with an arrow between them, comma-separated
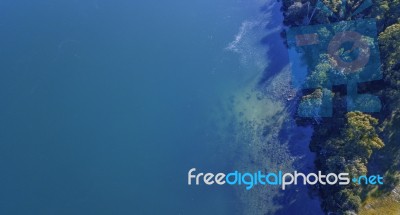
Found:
0,0 -> 258,214
0,0 -> 322,214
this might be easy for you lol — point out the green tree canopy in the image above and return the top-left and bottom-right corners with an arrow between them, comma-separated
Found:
343,112 -> 384,160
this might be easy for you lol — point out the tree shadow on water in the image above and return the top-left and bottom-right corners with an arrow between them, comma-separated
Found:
257,2 -> 325,214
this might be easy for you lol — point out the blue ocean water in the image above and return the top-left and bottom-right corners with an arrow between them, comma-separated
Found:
0,0 -> 326,214
0,0 -> 273,214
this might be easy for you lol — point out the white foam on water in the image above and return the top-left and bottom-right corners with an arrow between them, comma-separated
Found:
225,0 -> 279,74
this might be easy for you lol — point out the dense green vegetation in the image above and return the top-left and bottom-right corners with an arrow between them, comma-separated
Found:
280,0 -> 400,214
313,112 -> 384,213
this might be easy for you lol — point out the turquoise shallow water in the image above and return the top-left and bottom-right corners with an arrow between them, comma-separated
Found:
0,0 -> 271,214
